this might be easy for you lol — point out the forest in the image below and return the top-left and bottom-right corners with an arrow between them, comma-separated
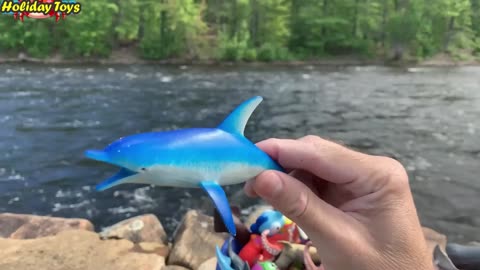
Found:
0,0 -> 479,62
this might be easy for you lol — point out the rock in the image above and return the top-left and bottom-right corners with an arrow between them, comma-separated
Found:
0,213 -> 94,239
131,242 -> 170,257
0,230 -> 165,270
100,214 -> 167,244
162,266 -> 190,270
423,227 -> 448,253
275,242 -> 320,269
198,257 -> 217,270
423,227 -> 458,270
168,210 -> 228,270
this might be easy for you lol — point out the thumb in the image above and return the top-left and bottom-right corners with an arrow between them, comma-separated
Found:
250,170 -> 352,244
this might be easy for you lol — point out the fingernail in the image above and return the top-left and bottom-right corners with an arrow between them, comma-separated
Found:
244,180 -> 258,197
256,171 -> 283,199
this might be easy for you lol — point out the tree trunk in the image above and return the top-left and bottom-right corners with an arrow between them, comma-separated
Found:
230,0 -> 238,39
321,0 -> 329,36
250,0 -> 259,47
391,0 -> 409,61
352,0 -> 359,37
470,0 -> 480,36
444,16 -> 455,52
138,6 -> 145,41
110,0 -> 121,49
381,0 -> 388,51
160,0 -> 167,56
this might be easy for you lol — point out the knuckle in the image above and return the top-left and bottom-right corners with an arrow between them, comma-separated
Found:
299,135 -> 321,144
376,156 -> 409,188
284,189 -> 309,218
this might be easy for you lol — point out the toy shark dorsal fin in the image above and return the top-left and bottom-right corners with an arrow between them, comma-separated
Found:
218,96 -> 263,136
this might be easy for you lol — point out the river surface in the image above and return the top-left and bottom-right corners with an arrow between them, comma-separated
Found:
0,64 -> 478,242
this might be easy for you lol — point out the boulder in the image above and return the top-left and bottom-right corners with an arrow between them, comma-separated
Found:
162,266 -> 190,270
167,210 -> 228,270
423,227 -> 448,253
132,242 -> 170,257
0,230 -> 165,270
100,214 -> 167,244
0,213 -> 94,239
198,257 -> 217,270
275,242 -> 320,269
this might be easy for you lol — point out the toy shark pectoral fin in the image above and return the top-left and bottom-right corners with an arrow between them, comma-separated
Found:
96,167 -> 138,191
218,96 -> 263,136
200,181 -> 236,236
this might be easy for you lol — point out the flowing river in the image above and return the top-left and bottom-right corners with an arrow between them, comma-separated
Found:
0,64 -> 478,242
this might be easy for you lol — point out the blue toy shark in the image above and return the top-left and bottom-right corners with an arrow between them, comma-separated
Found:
85,96 -> 283,236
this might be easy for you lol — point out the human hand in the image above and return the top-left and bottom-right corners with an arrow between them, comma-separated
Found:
244,136 -> 433,270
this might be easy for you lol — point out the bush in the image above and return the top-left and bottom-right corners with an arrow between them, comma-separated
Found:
217,31 -> 249,61
242,48 -> 257,61
257,43 -> 291,61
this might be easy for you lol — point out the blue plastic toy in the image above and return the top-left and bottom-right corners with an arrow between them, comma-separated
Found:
250,210 -> 285,236
85,96 -> 283,236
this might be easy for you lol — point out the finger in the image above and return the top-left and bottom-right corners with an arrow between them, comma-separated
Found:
256,136 -> 380,185
251,170 -> 352,242
243,180 -> 258,197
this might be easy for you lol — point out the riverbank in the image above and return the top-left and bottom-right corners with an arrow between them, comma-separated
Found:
0,210 -> 226,270
1,50 -> 478,67
0,208 -> 478,270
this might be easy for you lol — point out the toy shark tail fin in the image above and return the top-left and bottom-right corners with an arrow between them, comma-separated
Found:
218,96 -> 263,136
96,167 -> 138,191
215,245 -> 232,270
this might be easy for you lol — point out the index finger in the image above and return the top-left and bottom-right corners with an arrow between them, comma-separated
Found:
256,136 -> 378,185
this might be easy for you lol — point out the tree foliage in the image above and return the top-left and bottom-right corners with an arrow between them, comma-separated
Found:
0,0 -> 478,61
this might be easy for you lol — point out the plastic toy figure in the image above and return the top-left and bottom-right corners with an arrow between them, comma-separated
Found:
216,238 -> 250,270
251,261 -> 278,270
85,96 -> 283,236
239,210 -> 286,266
276,217 -> 308,244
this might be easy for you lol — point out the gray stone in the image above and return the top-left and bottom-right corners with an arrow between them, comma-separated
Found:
167,210 -> 227,270
0,213 -> 94,239
100,214 -> 167,244
198,257 -> 217,270
0,230 -> 165,270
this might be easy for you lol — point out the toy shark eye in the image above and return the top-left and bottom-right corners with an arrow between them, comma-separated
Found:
141,167 -> 147,171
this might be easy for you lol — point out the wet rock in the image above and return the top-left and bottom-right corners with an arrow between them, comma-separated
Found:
162,266 -> 190,270
132,242 -> 170,257
0,230 -> 165,270
275,242 -> 320,269
167,210 -> 228,270
423,227 -> 448,253
0,213 -> 94,239
100,214 -> 167,244
423,227 -> 459,270
198,257 -> 217,270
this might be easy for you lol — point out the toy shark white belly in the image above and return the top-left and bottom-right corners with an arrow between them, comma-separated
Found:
85,96 -> 283,236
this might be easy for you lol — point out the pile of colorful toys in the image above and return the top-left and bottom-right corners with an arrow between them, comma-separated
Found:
214,208 -> 319,270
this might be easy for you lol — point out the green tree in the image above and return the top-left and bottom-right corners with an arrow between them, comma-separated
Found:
140,0 -> 206,59
0,0 -> 478,61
